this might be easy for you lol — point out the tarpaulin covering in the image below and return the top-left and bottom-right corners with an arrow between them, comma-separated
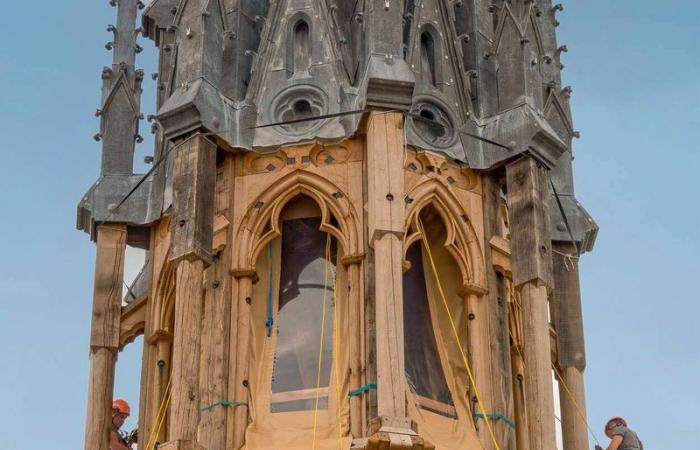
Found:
244,198 -> 351,450
403,216 -> 483,450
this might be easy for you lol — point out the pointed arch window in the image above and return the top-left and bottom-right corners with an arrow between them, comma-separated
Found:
268,198 -> 338,413
404,241 -> 457,417
420,31 -> 437,87
293,20 -> 311,74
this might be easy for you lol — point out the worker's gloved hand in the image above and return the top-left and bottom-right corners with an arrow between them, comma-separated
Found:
594,445 -> 604,450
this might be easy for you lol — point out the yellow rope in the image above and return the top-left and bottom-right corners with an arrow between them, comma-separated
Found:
311,234 -> 332,450
145,376 -> 172,450
552,362 -> 602,446
417,217 -> 501,450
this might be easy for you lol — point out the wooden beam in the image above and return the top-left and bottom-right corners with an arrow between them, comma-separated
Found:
519,282 -> 556,450
167,134 -> 216,446
346,261 -> 364,437
231,275 -> 254,449
168,259 -> 205,442
466,291 -> 495,449
511,351 -> 529,450
365,111 -> 406,419
506,156 -> 556,450
198,156 -> 234,450
558,366 -> 590,450
170,135 -> 217,265
553,242 -> 590,450
552,242 -> 586,371
84,223 -> 127,450
480,174 -> 516,450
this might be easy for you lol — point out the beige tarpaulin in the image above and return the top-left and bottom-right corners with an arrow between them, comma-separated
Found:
404,217 -> 484,450
244,200 -> 352,450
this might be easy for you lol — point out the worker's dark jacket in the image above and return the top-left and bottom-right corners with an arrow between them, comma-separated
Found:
611,425 -> 643,450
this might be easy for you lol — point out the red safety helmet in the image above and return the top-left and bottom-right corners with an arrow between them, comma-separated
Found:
604,416 -> 627,433
113,399 -> 131,416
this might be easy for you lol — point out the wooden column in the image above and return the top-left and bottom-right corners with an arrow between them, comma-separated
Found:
198,156 -> 234,450
230,273 -> 254,449
558,366 -> 589,450
511,352 -> 529,450
169,259 -> 205,442
465,290 -> 494,449
506,156 -> 556,450
553,242 -> 590,450
345,260 -> 364,437
481,175 -> 516,450
84,224 -> 127,450
365,111 -> 407,419
166,134 -> 216,448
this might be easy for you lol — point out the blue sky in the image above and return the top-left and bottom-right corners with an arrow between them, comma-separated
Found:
0,1 -> 697,449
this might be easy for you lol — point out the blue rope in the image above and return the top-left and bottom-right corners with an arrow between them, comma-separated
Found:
472,412 -> 516,429
265,242 -> 274,337
348,383 -> 377,397
201,400 -> 248,412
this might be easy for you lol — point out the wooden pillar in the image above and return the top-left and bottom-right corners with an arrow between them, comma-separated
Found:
553,242 -> 589,450
345,260 -> 364,437
520,282 -> 555,450
558,366 -> 589,450
230,273 -> 254,449
165,134 -> 216,448
465,291 -> 495,449
198,156 -> 234,450
84,224 -> 127,450
365,111 -> 407,420
506,156 -> 556,450
511,351 -> 529,450
169,259 -> 205,442
482,174 -> 516,450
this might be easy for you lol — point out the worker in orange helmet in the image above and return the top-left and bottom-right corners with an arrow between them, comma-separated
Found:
111,399 -> 132,450
594,417 -> 643,450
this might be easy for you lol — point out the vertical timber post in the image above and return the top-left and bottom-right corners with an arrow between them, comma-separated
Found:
345,259 -> 364,437
198,156 -> 234,450
506,156 -> 556,450
165,134 -> 216,449
365,111 -> 409,430
84,224 -> 127,450
553,242 -> 590,450
481,175 -> 516,450
231,273 -> 254,449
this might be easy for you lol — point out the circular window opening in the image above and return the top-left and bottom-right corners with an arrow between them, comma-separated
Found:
292,100 -> 313,119
417,108 -> 446,138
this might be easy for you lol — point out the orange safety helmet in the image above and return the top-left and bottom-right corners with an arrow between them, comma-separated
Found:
113,399 -> 131,416
605,416 -> 627,432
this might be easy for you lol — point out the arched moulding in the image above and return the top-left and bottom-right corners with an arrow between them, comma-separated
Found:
119,296 -> 147,351
410,150 -> 478,191
246,152 -> 287,174
404,179 -> 487,292
148,256 -> 176,343
233,170 -> 361,271
309,144 -> 350,166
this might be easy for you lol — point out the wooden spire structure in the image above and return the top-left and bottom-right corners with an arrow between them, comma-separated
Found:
78,1 -> 598,450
